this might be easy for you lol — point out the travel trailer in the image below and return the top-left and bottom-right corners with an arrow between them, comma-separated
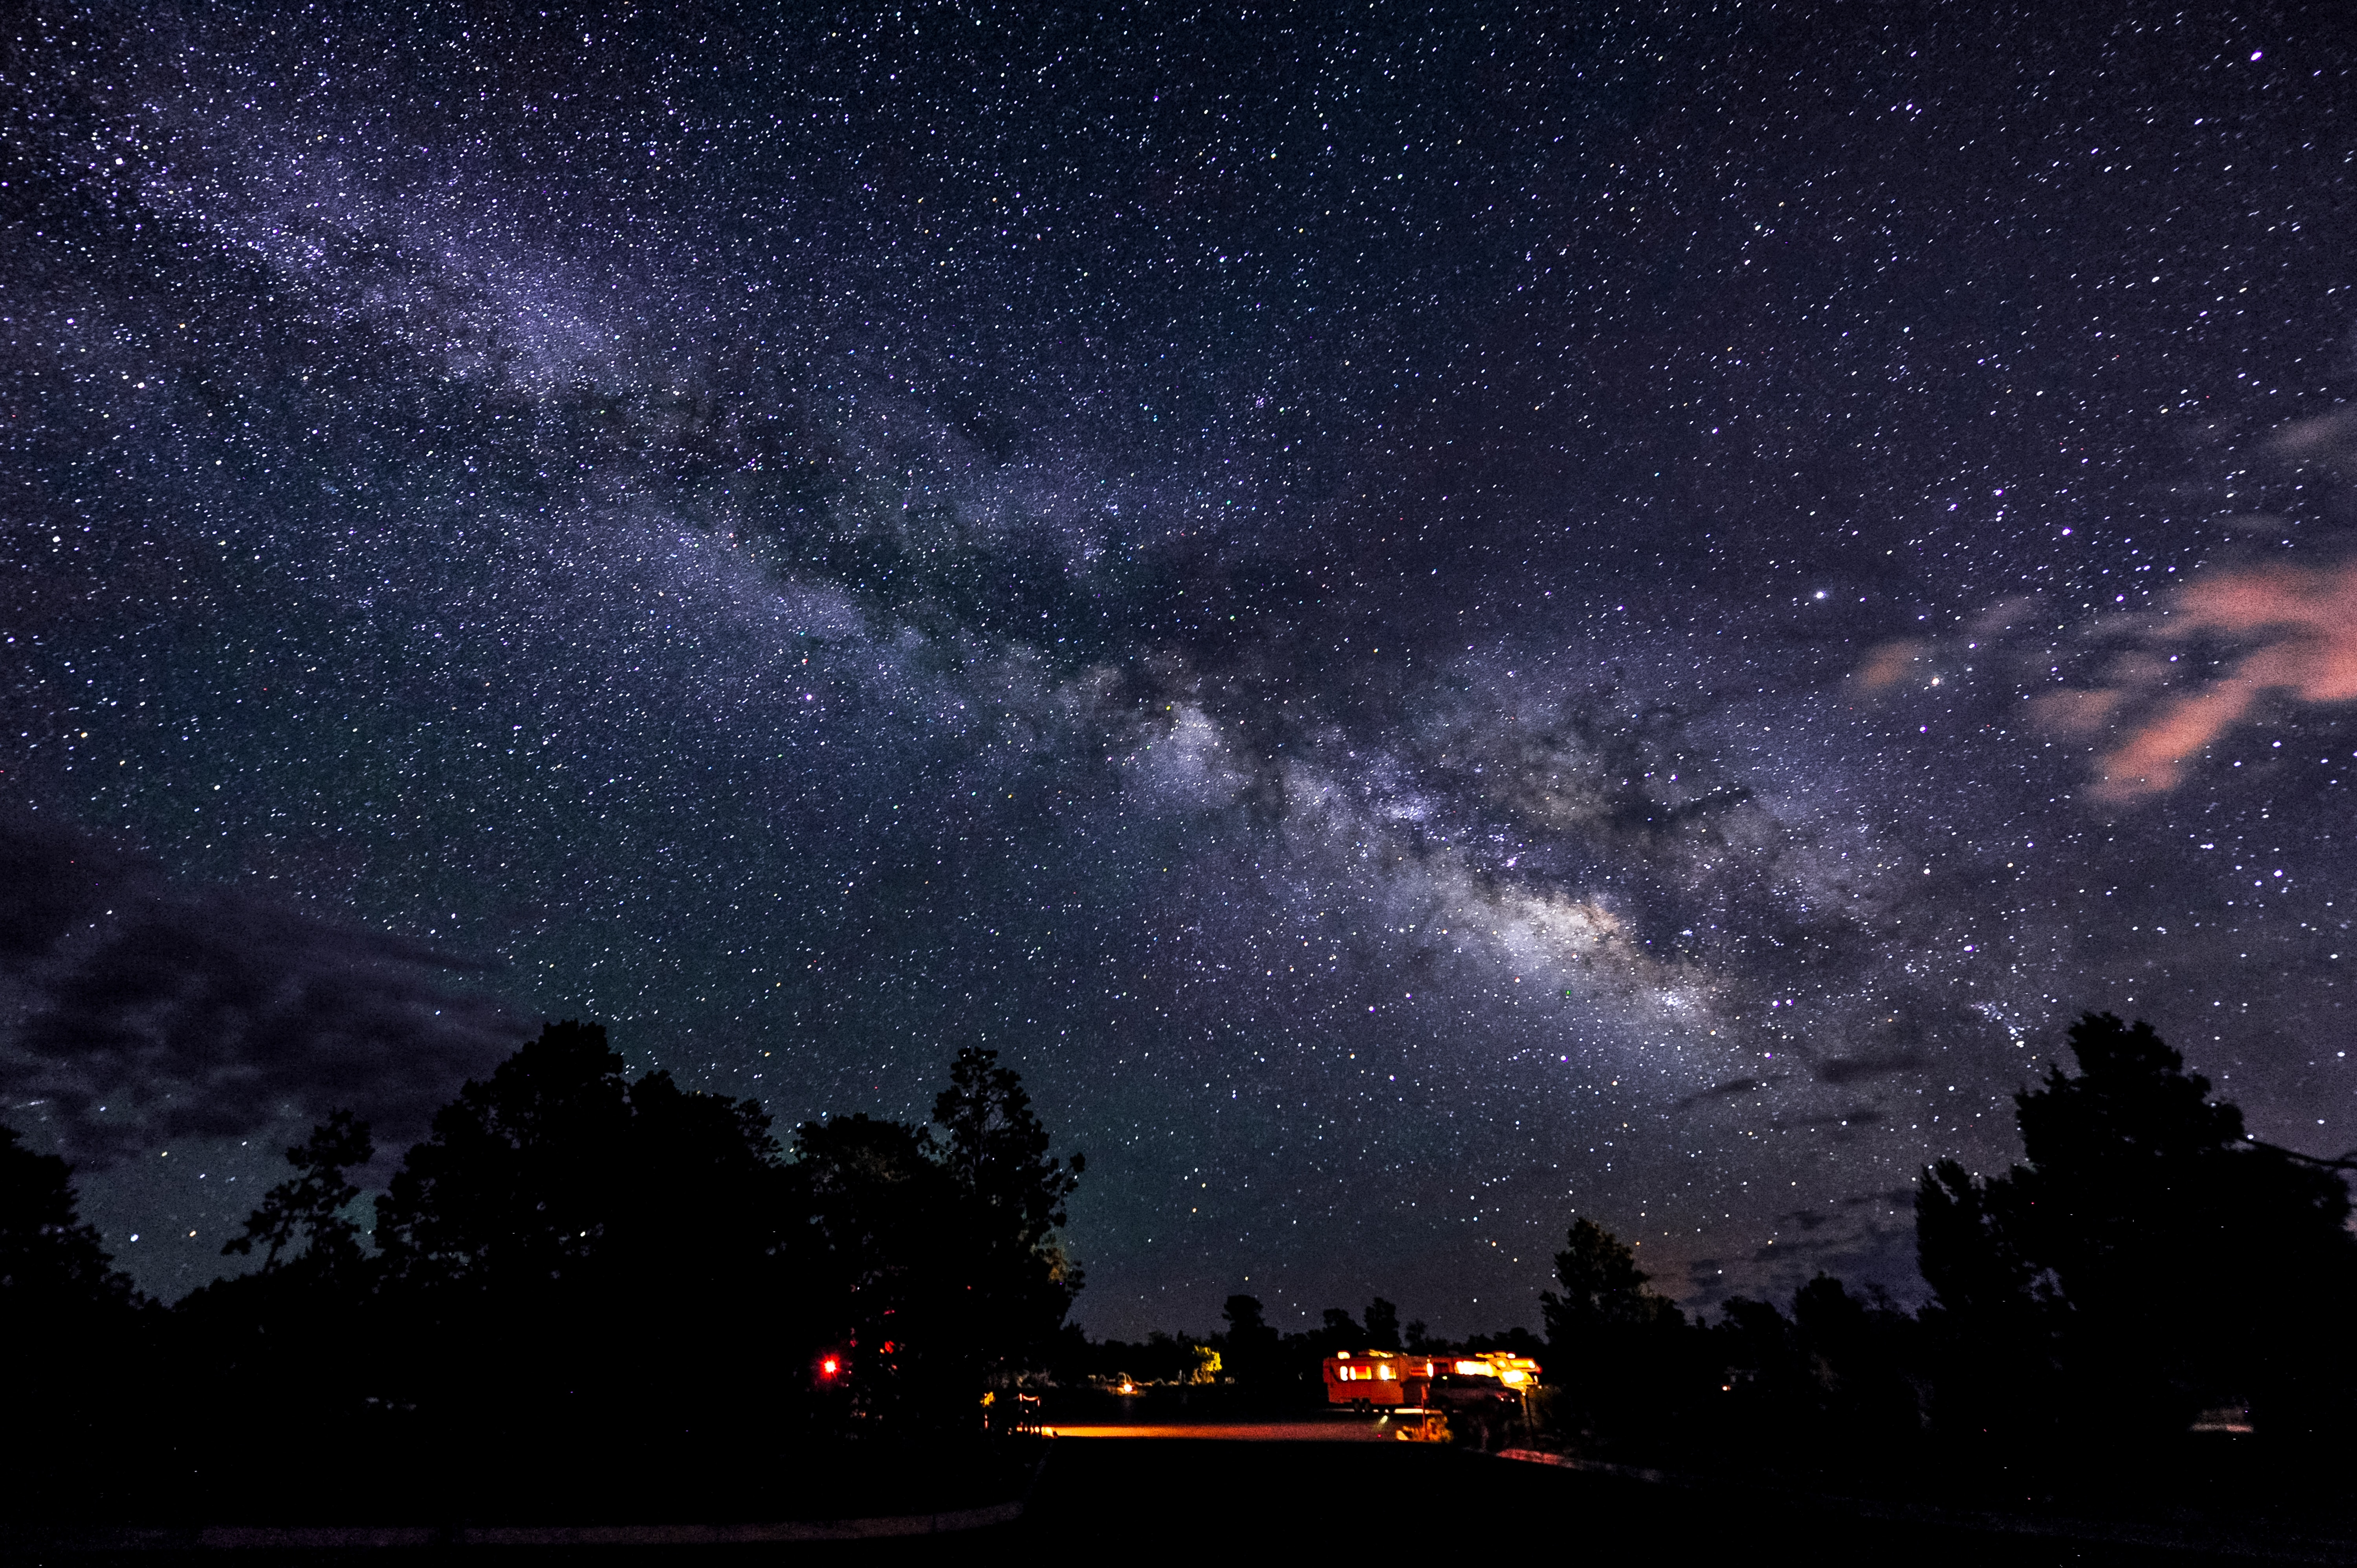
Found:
1320,1349 -> 1540,1409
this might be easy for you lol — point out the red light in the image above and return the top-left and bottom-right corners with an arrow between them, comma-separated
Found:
820,1357 -> 840,1378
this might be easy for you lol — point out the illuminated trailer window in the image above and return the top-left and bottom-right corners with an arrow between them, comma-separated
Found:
1323,1350 -> 1539,1407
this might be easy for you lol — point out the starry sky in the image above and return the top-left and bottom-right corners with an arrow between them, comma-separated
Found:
5,2 -> 2355,1339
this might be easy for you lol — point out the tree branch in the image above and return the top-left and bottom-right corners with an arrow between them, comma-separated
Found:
2246,1137 -> 2357,1172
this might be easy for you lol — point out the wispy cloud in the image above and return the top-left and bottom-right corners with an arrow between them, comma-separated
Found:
1855,639 -> 1929,692
2024,407 -> 2357,801
2035,558 -> 2357,801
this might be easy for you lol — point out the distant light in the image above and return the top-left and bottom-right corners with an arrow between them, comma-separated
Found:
2251,49 -> 2263,60
1813,590 -> 1826,599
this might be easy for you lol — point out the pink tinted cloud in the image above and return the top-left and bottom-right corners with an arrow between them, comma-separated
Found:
1855,639 -> 1927,692
2034,559 -> 2357,801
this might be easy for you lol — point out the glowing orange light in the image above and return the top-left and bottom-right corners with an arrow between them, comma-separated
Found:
820,1357 -> 840,1377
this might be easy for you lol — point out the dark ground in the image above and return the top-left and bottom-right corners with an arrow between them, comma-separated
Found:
998,1440 -> 2341,1564
26,1436 -> 2350,1567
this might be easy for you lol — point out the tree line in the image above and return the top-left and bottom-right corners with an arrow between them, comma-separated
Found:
5,1009 -> 2350,1517
1540,1012 -> 2357,1471
1073,1014 -> 2357,1479
0,1022 -> 1084,1518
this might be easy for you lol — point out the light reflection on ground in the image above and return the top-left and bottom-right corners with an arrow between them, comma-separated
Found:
1045,1420 -> 1399,1442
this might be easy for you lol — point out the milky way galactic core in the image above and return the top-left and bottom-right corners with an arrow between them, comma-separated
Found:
4,4 -> 2354,1336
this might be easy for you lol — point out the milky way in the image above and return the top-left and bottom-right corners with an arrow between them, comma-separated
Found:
5,4 -> 2355,1336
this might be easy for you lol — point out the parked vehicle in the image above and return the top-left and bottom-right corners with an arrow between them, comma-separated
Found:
1320,1350 -> 1541,1410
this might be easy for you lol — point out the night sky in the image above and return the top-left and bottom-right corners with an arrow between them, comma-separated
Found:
5,2 -> 2355,1339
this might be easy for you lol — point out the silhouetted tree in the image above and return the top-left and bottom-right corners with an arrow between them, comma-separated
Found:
0,1125 -> 143,1494
1915,1154 -> 2059,1443
1916,1013 -> 2357,1442
932,1048 -> 1083,1240
170,1111 -> 387,1488
1364,1296 -> 1402,1352
10,1020 -> 1096,1519
1219,1293 -> 1282,1391
1541,1218 -> 1681,1337
795,1114 -> 953,1293
1541,1218 -> 1694,1456
1319,1306 -> 1363,1350
1701,1279 -> 1925,1476
1712,1294 -> 1800,1397
794,1112 -> 965,1426
0,1125 -> 135,1323
370,1021 -> 803,1443
1918,1157 -> 2048,1323
223,1110 -> 373,1287
1222,1293 -> 1270,1337
929,1047 -> 1085,1369
375,1021 -> 636,1291
1462,1324 -> 1548,1358
1791,1275 -> 1925,1446
784,1048 -> 1085,1433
